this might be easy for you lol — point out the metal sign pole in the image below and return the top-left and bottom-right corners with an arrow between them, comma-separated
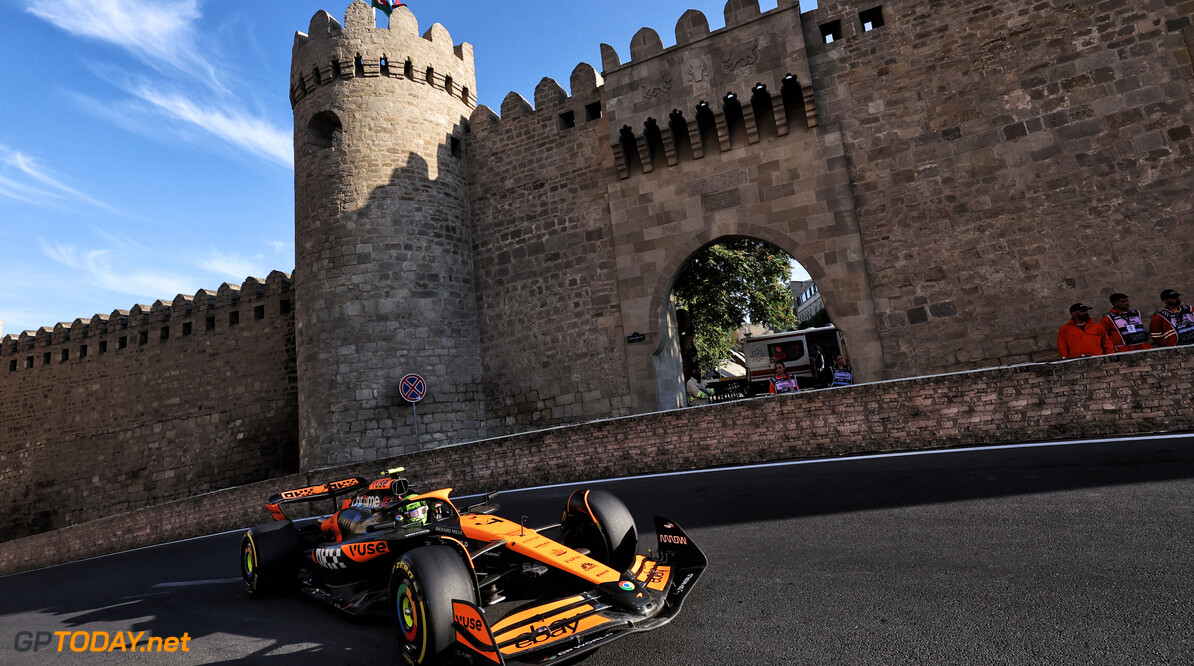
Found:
413,402 -> 420,452
399,373 -> 426,454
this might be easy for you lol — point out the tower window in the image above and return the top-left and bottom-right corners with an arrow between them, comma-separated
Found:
559,110 -> 576,130
820,20 -> 843,44
254,305 -> 266,320
229,311 -> 240,327
586,101 -> 602,121
451,136 -> 462,157
444,75 -> 453,96
860,6 -> 885,32
307,111 -> 343,151
380,56 -> 390,76
354,53 -> 365,78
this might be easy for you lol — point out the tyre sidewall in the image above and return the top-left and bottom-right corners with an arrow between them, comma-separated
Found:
390,546 -> 474,665
241,520 -> 298,597
562,489 -> 638,572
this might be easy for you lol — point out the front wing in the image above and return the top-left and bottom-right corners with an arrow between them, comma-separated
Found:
452,517 -> 706,665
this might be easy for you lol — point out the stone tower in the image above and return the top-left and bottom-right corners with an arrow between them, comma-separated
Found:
290,1 -> 484,468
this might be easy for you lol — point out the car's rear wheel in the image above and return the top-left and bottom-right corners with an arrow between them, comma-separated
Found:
389,545 -> 475,665
241,520 -> 299,597
561,489 -> 638,572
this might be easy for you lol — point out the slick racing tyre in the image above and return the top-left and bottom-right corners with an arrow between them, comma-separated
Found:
561,489 -> 638,572
390,545 -> 475,665
241,520 -> 299,597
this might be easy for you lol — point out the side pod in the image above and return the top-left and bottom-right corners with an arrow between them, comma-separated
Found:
452,599 -> 504,665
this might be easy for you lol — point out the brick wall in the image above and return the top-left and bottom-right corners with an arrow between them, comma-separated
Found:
1,345 -> 1188,576
805,0 -> 1194,375
467,66 -> 636,433
0,274 -> 298,543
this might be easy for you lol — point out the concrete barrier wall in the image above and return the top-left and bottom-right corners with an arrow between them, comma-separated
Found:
1,346 -> 1190,576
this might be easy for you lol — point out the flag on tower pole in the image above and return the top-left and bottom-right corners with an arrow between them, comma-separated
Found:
371,0 -> 405,16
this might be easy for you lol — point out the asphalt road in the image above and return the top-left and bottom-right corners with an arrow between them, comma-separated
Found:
2,434 -> 1192,664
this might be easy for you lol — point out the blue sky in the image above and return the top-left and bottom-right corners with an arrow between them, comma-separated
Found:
0,0 -> 814,336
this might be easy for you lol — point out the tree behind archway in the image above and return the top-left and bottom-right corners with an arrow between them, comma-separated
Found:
673,238 -> 798,375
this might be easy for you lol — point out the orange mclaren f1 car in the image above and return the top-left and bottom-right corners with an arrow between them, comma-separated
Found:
239,468 -> 707,665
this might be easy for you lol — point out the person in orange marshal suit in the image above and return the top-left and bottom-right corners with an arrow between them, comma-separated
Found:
1058,303 -> 1114,359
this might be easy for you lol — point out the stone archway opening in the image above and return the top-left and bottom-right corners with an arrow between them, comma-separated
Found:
656,236 -> 836,408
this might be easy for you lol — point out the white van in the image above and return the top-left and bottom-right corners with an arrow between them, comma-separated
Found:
709,325 -> 846,399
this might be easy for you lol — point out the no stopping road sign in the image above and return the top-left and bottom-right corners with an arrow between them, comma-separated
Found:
399,373 -> 426,403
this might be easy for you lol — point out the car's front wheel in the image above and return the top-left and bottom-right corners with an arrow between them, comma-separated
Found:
241,520 -> 299,597
389,545 -> 475,665
561,489 -> 638,572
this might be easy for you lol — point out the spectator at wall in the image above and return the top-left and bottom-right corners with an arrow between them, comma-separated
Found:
685,370 -> 710,406
810,345 -> 831,388
1100,292 -> 1152,353
1150,289 -> 1194,347
1058,303 -> 1114,359
769,362 -> 799,394
829,354 -> 853,387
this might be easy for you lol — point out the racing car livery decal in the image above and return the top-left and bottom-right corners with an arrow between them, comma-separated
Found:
239,472 -> 707,665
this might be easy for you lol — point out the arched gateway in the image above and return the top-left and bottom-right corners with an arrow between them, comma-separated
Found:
598,6 -> 884,415
606,165 -> 884,413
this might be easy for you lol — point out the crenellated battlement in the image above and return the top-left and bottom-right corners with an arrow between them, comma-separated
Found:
468,62 -> 605,133
1,271 -> 293,370
594,0 -> 819,180
290,1 -> 476,109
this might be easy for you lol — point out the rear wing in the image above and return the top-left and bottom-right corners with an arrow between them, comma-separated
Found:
264,477 -> 368,521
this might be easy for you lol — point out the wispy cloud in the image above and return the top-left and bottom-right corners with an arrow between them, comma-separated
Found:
0,147 -> 121,212
130,85 -> 294,168
41,240 -> 197,300
29,3 -> 293,170
198,250 -> 271,281
23,0 -> 222,91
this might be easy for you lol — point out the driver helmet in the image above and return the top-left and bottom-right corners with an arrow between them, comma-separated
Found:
403,501 -> 429,525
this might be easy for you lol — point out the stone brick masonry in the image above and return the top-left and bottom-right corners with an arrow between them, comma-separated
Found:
0,273 -> 298,543
1,0 -> 1192,547
0,346 -> 1188,576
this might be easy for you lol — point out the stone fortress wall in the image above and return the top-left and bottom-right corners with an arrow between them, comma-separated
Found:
291,2 -> 487,469
806,0 -> 1194,376
0,273 -> 297,542
1,0 -> 1192,541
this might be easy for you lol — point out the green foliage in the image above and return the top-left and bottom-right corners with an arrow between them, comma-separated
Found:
673,238 -> 799,375
797,307 -> 831,330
